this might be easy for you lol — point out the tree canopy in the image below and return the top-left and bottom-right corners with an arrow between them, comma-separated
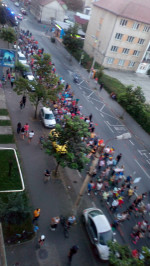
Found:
63,24 -> 84,54
0,27 -> 16,47
45,115 -> 91,174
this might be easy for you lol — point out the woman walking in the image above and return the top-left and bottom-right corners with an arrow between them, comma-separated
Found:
17,122 -> 22,134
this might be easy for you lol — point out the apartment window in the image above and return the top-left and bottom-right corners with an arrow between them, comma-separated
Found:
115,33 -> 123,40
118,59 -> 125,66
107,57 -> 114,64
128,61 -> 135,67
120,19 -> 128,26
133,50 -> 140,56
111,46 -> 118,52
143,25 -> 150,32
138,38 -> 145,45
132,22 -> 140,30
122,48 -> 129,54
127,36 -> 134,42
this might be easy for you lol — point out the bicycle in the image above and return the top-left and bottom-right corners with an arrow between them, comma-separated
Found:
60,215 -> 70,238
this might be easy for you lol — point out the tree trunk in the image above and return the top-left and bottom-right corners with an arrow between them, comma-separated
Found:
34,101 -> 39,119
55,162 -> 60,176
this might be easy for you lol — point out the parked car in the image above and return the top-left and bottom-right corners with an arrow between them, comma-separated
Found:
50,129 -> 67,154
13,44 -> 21,52
14,2 -> 19,6
39,107 -> 56,128
82,208 -> 113,260
18,52 -> 27,65
17,14 -> 23,20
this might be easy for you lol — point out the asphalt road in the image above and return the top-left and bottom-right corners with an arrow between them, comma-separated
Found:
4,0 -> 150,264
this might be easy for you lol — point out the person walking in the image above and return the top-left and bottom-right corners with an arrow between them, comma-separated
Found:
32,208 -> 41,223
99,83 -> 104,91
116,153 -> 122,164
10,76 -> 15,88
68,245 -> 79,264
22,95 -> 26,108
17,122 -> 22,134
50,216 -> 60,231
20,100 -> 23,110
37,235 -> 45,248
24,123 -> 29,137
89,113 -> 92,122
28,130 -> 34,143
21,127 -> 25,139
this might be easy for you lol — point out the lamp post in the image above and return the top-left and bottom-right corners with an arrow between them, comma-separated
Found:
73,132 -> 132,214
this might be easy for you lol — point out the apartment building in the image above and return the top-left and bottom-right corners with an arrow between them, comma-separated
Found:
84,0 -> 150,73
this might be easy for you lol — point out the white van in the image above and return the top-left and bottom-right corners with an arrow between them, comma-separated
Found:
18,52 -> 27,65
39,107 -> 56,128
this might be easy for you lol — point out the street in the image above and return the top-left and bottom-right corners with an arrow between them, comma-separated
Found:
3,1 -> 150,265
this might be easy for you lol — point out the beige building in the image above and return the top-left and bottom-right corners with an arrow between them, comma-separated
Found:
30,0 -> 67,23
84,0 -> 150,73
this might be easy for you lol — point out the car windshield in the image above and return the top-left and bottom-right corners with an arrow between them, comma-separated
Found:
19,56 -> 26,60
99,230 -> 113,245
89,210 -> 103,217
45,114 -> 54,120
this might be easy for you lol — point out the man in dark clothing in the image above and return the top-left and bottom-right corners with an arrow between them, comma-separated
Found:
100,83 -> 104,91
116,153 -> 122,164
68,245 -> 79,264
22,95 -> 26,108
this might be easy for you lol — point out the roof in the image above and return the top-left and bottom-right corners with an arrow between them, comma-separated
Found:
92,214 -> 111,233
75,12 -> 90,25
39,0 -> 67,9
94,0 -> 150,25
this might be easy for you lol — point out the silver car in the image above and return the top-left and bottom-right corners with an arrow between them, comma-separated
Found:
82,207 -> 113,260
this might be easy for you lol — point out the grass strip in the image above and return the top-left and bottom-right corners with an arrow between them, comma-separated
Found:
0,120 -> 11,126
0,109 -> 9,116
0,134 -> 14,143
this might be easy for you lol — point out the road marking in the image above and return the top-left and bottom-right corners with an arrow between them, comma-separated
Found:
88,97 -> 103,104
104,121 -> 114,133
146,160 -> 150,165
95,107 -> 99,110
92,201 -> 96,207
138,149 -> 147,155
100,103 -> 105,112
129,140 -> 135,145
78,80 -> 84,85
87,91 -> 94,98
100,113 -> 104,117
134,159 -> 150,179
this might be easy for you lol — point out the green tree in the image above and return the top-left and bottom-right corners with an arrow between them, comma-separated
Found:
14,77 -> 30,95
15,61 -> 28,73
0,27 -> 16,48
45,116 -> 91,175
108,241 -> 143,266
0,4 -> 6,25
95,66 -> 104,83
63,24 -> 84,54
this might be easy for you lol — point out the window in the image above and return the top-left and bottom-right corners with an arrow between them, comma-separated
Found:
115,33 -> 123,40
132,22 -> 140,30
143,25 -> 150,32
111,45 -> 118,52
118,59 -> 125,66
107,57 -> 114,64
88,217 -> 97,239
138,38 -> 145,45
120,19 -> 128,26
122,48 -> 129,54
128,61 -> 135,67
133,50 -> 140,56
127,36 -> 134,42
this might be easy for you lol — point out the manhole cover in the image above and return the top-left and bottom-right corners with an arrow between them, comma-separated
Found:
38,249 -> 48,259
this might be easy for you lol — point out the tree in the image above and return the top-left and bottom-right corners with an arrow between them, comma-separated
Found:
15,61 -> 28,73
108,241 -> 143,266
95,66 -> 104,83
45,116 -> 91,175
0,27 -> 16,48
0,4 -> 6,25
63,0 -> 83,11
63,24 -> 84,54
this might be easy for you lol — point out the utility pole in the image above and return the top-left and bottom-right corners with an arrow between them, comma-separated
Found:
15,22 -> 20,63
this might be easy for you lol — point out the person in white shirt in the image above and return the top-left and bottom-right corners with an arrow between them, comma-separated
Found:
28,130 -> 35,143
95,181 -> 103,195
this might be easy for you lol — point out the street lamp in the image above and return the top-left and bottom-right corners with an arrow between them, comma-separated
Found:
73,132 -> 132,214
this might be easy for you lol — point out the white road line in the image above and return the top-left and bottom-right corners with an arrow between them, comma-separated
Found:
106,121 -> 124,127
95,107 -> 99,110
104,121 -> 114,133
80,85 -> 92,91
89,97 -> 103,104
92,201 -> 96,207
101,111 -> 120,120
146,160 -> 150,165
78,80 -> 84,86
100,103 -> 105,112
87,91 -> 94,98
100,113 -> 104,117
129,140 -> 134,145
77,170 -> 82,178
137,149 -> 146,155
134,159 -> 150,179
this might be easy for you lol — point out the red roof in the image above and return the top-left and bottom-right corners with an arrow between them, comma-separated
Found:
75,15 -> 89,25
94,0 -> 150,25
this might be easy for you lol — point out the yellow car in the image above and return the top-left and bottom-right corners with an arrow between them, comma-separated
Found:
50,129 -> 67,154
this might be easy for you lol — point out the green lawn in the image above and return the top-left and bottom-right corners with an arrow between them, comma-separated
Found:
0,120 -> 11,126
0,134 -> 14,143
0,109 -> 9,115
0,150 -> 22,191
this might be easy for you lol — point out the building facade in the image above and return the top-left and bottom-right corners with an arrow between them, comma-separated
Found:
84,0 -> 150,73
30,0 -> 67,23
